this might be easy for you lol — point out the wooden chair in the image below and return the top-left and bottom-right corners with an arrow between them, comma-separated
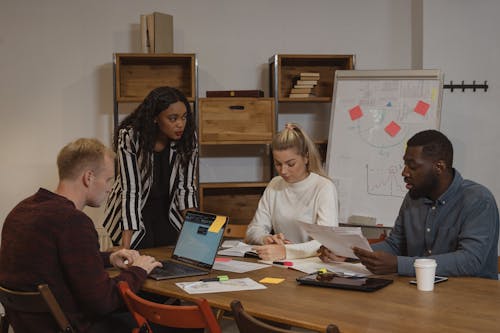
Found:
0,283 -> 74,333
117,281 -> 221,333
367,233 -> 386,244
223,224 -> 248,239
230,300 -> 340,333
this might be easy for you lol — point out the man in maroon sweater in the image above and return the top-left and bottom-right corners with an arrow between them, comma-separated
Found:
0,138 -> 162,332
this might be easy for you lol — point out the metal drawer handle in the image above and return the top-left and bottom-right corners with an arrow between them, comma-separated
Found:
229,105 -> 245,110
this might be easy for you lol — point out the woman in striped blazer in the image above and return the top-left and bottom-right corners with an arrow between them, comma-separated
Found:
103,86 -> 198,249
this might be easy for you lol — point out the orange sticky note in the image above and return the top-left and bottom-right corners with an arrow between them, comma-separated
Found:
414,100 -> 430,116
384,121 -> 401,137
349,105 -> 363,121
259,277 -> 285,284
208,215 -> 227,233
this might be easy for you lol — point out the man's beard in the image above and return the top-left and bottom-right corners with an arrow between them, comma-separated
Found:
408,173 -> 439,200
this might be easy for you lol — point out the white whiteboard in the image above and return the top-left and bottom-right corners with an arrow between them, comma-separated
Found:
326,70 -> 443,226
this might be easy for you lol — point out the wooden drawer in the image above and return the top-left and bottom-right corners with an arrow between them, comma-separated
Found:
199,98 -> 275,144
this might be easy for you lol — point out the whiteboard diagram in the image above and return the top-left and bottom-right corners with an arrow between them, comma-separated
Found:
326,70 -> 442,225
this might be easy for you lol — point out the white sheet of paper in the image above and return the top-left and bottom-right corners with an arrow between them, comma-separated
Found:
221,240 -> 244,248
176,278 -> 267,294
217,242 -> 256,257
298,222 -> 372,258
213,260 -> 269,273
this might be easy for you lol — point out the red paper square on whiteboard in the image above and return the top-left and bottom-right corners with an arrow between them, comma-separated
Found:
349,105 -> 363,121
414,100 -> 430,116
385,121 -> 401,137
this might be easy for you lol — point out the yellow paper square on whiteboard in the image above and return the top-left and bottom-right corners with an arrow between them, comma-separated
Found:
208,215 -> 227,233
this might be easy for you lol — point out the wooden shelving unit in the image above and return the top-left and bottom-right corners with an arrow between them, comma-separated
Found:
198,97 -> 274,226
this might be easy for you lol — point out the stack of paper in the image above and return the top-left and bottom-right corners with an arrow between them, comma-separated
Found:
176,278 -> 266,294
290,257 -> 371,276
298,222 -> 372,259
217,241 -> 257,257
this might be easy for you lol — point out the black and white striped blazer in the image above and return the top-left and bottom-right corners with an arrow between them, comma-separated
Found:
102,127 -> 198,249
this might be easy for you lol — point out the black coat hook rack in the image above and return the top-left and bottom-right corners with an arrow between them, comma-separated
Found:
443,80 -> 488,92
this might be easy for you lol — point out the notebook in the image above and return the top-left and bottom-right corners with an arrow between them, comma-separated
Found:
148,211 -> 228,280
296,272 -> 393,292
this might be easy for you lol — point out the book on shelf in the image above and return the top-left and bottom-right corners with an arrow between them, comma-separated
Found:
300,72 -> 320,78
289,72 -> 320,98
140,12 -> 173,53
293,84 -> 315,89
290,88 -> 312,94
289,93 -> 315,98
295,80 -> 318,85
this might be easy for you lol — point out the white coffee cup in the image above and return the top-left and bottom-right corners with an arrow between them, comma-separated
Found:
413,258 -> 437,291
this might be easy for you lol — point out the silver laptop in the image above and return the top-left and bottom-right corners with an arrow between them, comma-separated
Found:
148,211 -> 228,280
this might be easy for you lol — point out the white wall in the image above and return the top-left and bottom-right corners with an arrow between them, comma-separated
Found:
422,0 -> 500,254
0,0 -> 412,228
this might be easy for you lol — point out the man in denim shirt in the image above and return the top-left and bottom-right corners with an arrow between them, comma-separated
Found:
320,130 -> 499,279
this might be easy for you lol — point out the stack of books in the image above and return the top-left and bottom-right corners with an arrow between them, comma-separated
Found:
289,72 -> 320,98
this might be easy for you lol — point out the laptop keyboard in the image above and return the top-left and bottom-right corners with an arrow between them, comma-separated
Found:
151,260 -> 203,276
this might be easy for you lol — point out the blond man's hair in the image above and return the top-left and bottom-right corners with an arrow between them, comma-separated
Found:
57,138 -> 114,180
272,123 -> 328,178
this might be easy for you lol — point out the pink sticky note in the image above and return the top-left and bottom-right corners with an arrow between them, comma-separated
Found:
385,121 -> 401,137
414,100 -> 430,116
348,105 -> 363,121
215,257 -> 232,262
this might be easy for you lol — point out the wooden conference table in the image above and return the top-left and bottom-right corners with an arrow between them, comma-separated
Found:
116,247 -> 500,333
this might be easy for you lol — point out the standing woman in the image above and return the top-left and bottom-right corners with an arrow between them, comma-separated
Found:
246,123 -> 338,261
103,86 -> 198,249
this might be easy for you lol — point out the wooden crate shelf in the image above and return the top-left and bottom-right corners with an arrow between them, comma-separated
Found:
269,54 -> 355,102
115,53 -> 196,102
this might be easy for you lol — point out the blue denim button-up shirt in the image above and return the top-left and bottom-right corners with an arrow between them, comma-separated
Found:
372,170 -> 499,279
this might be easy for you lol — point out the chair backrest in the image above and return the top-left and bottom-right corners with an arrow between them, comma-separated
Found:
0,284 -> 73,333
118,281 -> 221,333
230,300 -> 340,333
223,224 -> 248,239
367,233 -> 386,244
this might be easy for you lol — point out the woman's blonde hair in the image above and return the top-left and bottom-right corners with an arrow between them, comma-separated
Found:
272,123 -> 328,178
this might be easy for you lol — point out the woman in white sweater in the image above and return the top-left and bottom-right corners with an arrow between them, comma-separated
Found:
246,123 -> 338,260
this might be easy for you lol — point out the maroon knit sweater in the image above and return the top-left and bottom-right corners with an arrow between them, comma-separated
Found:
0,188 -> 147,332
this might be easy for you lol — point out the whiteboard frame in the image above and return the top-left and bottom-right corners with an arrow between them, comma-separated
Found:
326,69 -> 443,226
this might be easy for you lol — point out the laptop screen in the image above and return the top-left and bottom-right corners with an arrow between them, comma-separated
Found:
172,211 -> 227,267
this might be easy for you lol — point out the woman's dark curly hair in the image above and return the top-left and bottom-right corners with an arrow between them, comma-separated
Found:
114,86 -> 196,178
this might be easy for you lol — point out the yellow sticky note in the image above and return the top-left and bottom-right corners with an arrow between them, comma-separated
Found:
208,215 -> 226,233
431,88 -> 437,101
259,277 -> 285,284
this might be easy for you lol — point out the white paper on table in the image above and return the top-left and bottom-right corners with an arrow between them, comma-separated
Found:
213,260 -> 269,273
221,240 -> 244,248
298,222 -> 372,259
176,278 -> 267,294
288,257 -> 371,277
217,242 -> 257,257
